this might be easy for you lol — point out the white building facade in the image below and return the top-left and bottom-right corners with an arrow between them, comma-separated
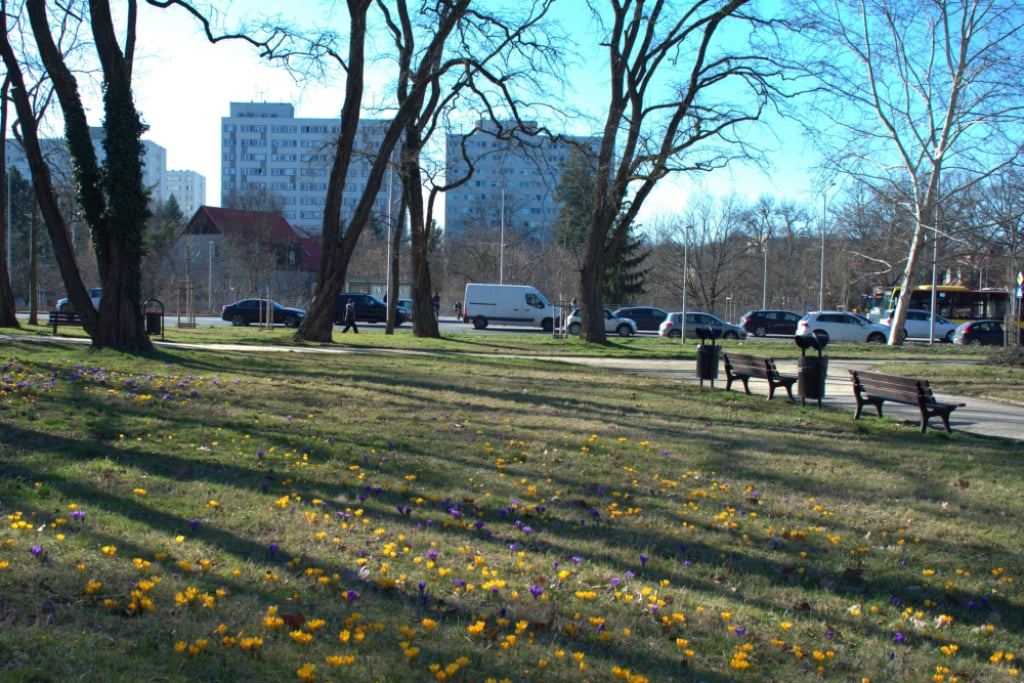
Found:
444,120 -> 601,242
220,102 -> 399,236
164,170 -> 207,218
6,132 -> 170,207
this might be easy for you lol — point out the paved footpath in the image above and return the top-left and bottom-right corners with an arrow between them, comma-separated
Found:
7,333 -> 1020,441
564,356 -> 1024,442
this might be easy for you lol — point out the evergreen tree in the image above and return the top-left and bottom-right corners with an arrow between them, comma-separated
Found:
554,147 -> 595,249
556,147 -> 649,303
603,224 -> 649,305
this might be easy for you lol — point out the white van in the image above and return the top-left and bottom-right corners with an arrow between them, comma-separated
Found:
463,283 -> 557,331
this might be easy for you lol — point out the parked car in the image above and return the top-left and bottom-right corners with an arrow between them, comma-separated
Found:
795,311 -> 890,343
335,293 -> 409,325
738,309 -> 802,337
56,287 -> 102,312
953,319 -> 1024,346
221,298 -> 305,327
612,306 -> 669,332
566,308 -> 637,337
881,309 -> 958,342
658,312 -> 747,340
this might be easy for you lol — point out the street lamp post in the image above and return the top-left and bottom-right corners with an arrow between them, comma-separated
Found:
761,238 -> 768,310
499,179 -> 505,285
819,182 -> 834,311
208,240 -> 214,312
681,224 -> 692,344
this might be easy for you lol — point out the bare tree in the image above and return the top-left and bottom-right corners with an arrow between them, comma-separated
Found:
798,0 -> 1024,344
1,0 -> 154,350
575,0 -> 789,342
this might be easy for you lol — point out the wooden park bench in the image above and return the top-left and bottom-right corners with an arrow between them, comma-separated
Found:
48,310 -> 82,335
722,352 -> 797,401
849,369 -> 965,433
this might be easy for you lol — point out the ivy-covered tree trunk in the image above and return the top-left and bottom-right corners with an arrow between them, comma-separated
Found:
10,0 -> 153,350
0,85 -> 20,328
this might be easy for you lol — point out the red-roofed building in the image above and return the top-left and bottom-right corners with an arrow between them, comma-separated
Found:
169,206 -> 320,308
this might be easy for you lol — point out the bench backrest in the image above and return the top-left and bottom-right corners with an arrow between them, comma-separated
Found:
724,353 -> 775,378
850,370 -> 932,403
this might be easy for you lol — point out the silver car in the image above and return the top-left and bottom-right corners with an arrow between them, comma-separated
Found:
881,309 -> 958,342
658,312 -> 747,340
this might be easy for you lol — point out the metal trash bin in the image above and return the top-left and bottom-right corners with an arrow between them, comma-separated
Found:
797,355 -> 828,401
143,299 -> 165,340
695,326 -> 721,387
795,332 -> 829,407
696,344 -> 720,381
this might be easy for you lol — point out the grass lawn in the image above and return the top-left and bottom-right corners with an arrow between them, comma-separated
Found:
1,336 -> 1021,682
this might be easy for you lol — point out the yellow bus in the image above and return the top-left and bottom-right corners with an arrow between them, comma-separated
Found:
886,285 -> 1019,325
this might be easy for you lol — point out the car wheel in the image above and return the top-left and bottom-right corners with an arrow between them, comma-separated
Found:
542,318 -> 554,332
230,314 -> 246,326
668,329 -> 681,339
616,324 -> 633,337
753,325 -> 767,337
867,331 -> 886,343
901,328 -> 909,342
967,337 -> 982,346
472,316 -> 488,330
568,322 -> 581,335
283,315 -> 298,328
723,330 -> 738,340
944,330 -> 955,343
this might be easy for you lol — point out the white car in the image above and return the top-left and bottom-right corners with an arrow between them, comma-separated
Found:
56,287 -> 102,312
565,308 -> 637,337
796,311 -> 891,343
881,309 -> 958,342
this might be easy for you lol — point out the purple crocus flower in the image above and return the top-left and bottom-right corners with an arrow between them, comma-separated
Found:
530,584 -> 544,599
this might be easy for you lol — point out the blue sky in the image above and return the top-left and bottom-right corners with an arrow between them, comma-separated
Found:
125,1 -> 821,222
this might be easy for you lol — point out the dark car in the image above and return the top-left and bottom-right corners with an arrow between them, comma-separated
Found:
953,319 -> 1024,346
335,293 -> 409,326
221,298 -> 305,327
612,306 -> 669,332
739,309 -> 802,337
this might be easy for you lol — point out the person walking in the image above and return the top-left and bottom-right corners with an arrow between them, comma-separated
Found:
431,292 -> 441,319
454,301 -> 462,321
341,300 -> 359,334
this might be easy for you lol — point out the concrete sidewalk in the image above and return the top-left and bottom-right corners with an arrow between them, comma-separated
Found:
566,356 -> 1023,441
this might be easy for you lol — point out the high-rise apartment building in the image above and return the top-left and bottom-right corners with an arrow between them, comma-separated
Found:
165,170 -> 207,219
5,131 -> 168,205
443,120 -> 601,242
220,102 -> 399,236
